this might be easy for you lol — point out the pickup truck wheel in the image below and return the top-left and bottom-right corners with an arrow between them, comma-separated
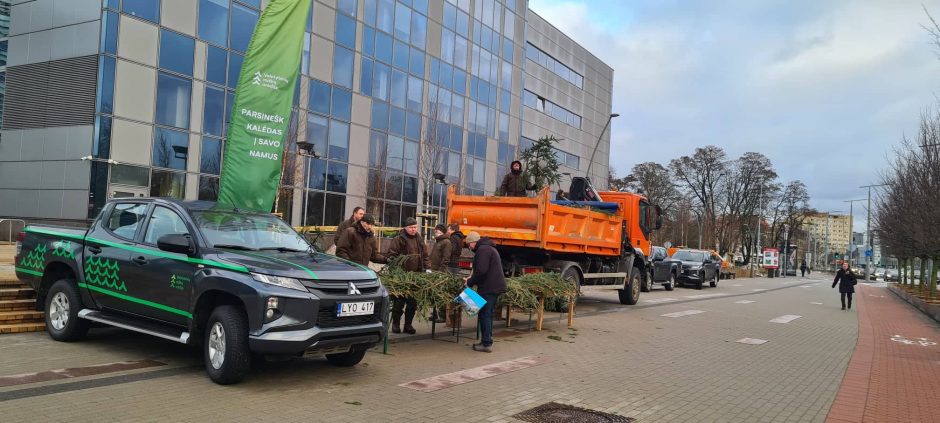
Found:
326,349 -> 367,367
640,271 -> 650,292
45,279 -> 90,342
665,273 -> 676,291
204,305 -> 250,385
695,272 -> 704,290
618,267 -> 641,305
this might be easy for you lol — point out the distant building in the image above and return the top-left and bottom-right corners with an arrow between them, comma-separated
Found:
803,212 -> 852,259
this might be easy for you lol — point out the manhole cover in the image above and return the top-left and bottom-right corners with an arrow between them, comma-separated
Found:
513,402 -> 635,423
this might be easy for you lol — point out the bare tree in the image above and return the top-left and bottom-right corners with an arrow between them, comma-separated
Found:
418,105 -> 449,218
717,152 -> 778,257
766,180 -> 810,252
669,145 -> 728,249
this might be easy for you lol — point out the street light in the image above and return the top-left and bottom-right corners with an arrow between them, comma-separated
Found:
584,113 -> 619,184
80,156 -> 119,165
860,183 -> 888,276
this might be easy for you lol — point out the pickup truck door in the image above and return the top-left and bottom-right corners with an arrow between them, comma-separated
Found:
122,205 -> 196,326
84,202 -> 148,312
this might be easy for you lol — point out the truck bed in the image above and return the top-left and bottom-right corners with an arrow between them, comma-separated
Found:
446,186 -> 623,256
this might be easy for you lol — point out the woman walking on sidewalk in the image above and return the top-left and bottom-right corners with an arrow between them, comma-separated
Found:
832,262 -> 858,310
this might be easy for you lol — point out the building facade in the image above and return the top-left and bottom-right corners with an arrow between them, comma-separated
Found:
804,212 -> 852,258
0,0 -> 613,227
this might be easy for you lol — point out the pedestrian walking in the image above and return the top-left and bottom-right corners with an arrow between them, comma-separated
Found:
832,262 -> 858,310
333,206 -> 365,246
496,160 -> 535,197
463,232 -> 507,353
800,260 -> 808,277
386,217 -> 431,334
334,214 -> 386,266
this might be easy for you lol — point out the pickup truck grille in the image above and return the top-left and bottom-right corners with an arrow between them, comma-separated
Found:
309,286 -> 380,296
303,280 -> 380,296
316,305 -> 381,328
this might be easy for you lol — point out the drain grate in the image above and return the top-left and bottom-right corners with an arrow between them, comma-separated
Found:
513,402 -> 635,423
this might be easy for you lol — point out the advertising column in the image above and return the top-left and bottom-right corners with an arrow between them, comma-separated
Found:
218,0 -> 312,211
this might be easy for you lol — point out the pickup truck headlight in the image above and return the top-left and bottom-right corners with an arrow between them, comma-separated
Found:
251,273 -> 307,292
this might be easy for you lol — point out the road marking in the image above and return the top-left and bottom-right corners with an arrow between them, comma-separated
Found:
683,293 -> 726,299
752,288 -> 767,292
0,360 -> 166,388
643,298 -> 678,304
890,335 -> 936,347
810,302 -> 823,305
737,338 -> 768,345
735,300 -> 756,304
399,356 -> 549,392
733,284 -> 743,287
661,310 -> 706,318
769,314 -> 802,323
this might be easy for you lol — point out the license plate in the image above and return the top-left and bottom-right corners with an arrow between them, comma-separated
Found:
337,301 -> 375,317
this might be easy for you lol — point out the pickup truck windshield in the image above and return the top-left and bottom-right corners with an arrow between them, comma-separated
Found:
192,211 -> 311,251
673,251 -> 705,262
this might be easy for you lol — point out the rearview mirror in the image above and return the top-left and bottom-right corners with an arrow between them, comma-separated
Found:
158,234 -> 195,256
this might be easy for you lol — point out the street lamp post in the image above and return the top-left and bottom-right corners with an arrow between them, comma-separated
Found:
584,113 -> 619,184
860,184 -> 888,277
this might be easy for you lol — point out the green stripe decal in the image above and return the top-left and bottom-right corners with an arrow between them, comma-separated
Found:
15,267 -> 43,277
25,227 -> 248,273
237,251 -> 318,279
78,283 -> 193,318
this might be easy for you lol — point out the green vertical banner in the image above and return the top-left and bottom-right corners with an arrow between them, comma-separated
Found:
218,0 -> 311,211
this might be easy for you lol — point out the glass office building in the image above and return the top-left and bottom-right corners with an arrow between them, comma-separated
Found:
0,0 -> 612,227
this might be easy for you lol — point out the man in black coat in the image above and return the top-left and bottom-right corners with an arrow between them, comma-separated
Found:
464,232 -> 507,353
832,262 -> 858,310
447,224 -> 464,274
497,160 -> 535,197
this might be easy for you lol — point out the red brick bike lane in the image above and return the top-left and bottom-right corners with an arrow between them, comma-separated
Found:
826,284 -> 940,422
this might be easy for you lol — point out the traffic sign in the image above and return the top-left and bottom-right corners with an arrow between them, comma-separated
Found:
865,249 -> 873,257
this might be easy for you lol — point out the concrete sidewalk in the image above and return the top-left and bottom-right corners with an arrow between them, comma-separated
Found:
826,283 -> 940,422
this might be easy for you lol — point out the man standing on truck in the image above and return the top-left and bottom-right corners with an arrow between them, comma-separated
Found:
464,231 -> 506,353
386,217 -> 431,334
335,214 -> 386,266
333,206 -> 365,246
497,160 -> 535,197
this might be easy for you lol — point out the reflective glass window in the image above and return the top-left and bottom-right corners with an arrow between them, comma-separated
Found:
159,29 -> 195,76
333,46 -> 354,88
376,31 -> 393,64
369,130 -> 387,167
362,26 -> 376,57
409,48 -> 424,77
150,170 -> 186,199
413,0 -> 428,15
325,194 -> 346,226
203,86 -> 226,137
93,116 -> 112,159
107,203 -> 148,239
199,176 -> 220,201
410,13 -> 427,49
308,79 -> 331,115
373,62 -> 391,101
206,46 -> 227,85
335,13 -> 357,49
224,90 -> 234,132
200,137 -> 222,175
387,135 -> 404,171
152,127 -> 189,170
110,165 -> 149,187
389,107 -> 405,136
364,0 -> 377,26
307,158 -> 327,190
122,0 -> 160,23
394,2 -> 411,41
230,5 -> 259,53
360,57 -> 374,97
338,0 -> 358,17
101,11 -> 118,54
390,69 -> 407,108
199,0 -> 229,47
96,55 -> 116,114
227,53 -> 243,89
403,176 -> 417,202
238,0 -> 261,8
403,141 -> 418,175
406,111 -> 421,140
331,88 -> 352,121
327,162 -> 347,193
407,76 -> 422,112
328,120 -> 350,161
377,0 -> 394,33
371,101 -> 389,131
393,40 -> 409,70
306,113 -> 329,156
155,72 -> 192,129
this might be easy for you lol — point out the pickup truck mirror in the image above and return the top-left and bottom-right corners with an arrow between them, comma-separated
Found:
157,234 -> 195,256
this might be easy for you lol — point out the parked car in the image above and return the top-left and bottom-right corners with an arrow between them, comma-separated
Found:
15,198 -> 389,385
874,268 -> 886,280
671,249 -> 721,290
884,268 -> 899,282
647,246 -> 679,291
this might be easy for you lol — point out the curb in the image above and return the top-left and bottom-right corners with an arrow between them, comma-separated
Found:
886,283 -> 940,323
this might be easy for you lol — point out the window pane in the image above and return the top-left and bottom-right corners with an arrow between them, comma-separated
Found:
199,176 -> 220,201
328,120 -> 349,161
324,194 -> 346,228
200,137 -> 222,174
155,73 -> 192,129
110,164 -> 149,187
327,162 -> 347,193
410,13 -> 427,49
96,55 -> 116,114
403,141 -> 418,175
227,53 -> 243,89
409,48 -> 424,77
383,202 -> 400,226
407,75 -> 422,112
122,0 -> 160,23
390,69 -> 407,108
394,2 -> 411,41
387,135 -> 403,171
393,40 -> 409,70
144,206 -> 188,244
308,79 -> 331,115
373,62 -> 390,101
376,31 -> 393,64
206,46 -> 227,85
377,0 -> 394,34
230,5 -> 259,53
224,90 -> 235,134
199,0 -> 229,47
203,86 -> 225,137
335,13 -> 356,49
360,57 -> 374,97
332,46 -> 354,88
337,0 -> 358,16
108,203 -> 148,239
403,176 -> 418,202
331,88 -> 352,121
389,106 -> 405,136
362,26 -> 376,57
406,111 -> 421,140
371,101 -> 389,131
303,191 -> 325,226
101,11 -> 118,54
385,174 -> 402,201
150,170 -> 185,199
369,131 -> 387,167
159,29 -> 194,76
306,113 -> 328,156
364,0 -> 377,26
413,0 -> 428,15
152,127 -> 189,170
93,115 -> 112,158
307,158 -> 327,190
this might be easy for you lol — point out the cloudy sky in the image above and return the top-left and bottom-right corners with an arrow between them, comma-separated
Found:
529,0 -> 940,232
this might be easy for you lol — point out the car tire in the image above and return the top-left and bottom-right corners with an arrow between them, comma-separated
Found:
695,272 -> 704,290
45,279 -> 90,342
710,272 -> 719,288
204,305 -> 250,385
665,272 -> 676,291
619,266 -> 641,305
326,349 -> 367,367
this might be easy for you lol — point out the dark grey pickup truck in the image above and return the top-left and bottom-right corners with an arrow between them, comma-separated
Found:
15,198 -> 388,384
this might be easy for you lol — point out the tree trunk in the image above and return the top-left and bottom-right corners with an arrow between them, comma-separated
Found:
931,257 -> 939,300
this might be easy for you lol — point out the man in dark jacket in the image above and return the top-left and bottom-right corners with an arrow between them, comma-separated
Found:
497,160 -> 534,197
335,214 -> 385,266
832,262 -> 858,310
333,206 -> 365,246
386,217 -> 431,334
447,224 -> 464,273
464,231 -> 507,353
430,224 -> 453,271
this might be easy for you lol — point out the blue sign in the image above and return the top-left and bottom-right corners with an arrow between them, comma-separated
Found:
865,249 -> 873,257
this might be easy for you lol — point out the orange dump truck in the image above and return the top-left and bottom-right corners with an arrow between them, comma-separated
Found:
446,178 -> 661,305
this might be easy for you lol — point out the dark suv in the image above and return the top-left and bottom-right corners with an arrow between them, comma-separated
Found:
671,249 -> 721,290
